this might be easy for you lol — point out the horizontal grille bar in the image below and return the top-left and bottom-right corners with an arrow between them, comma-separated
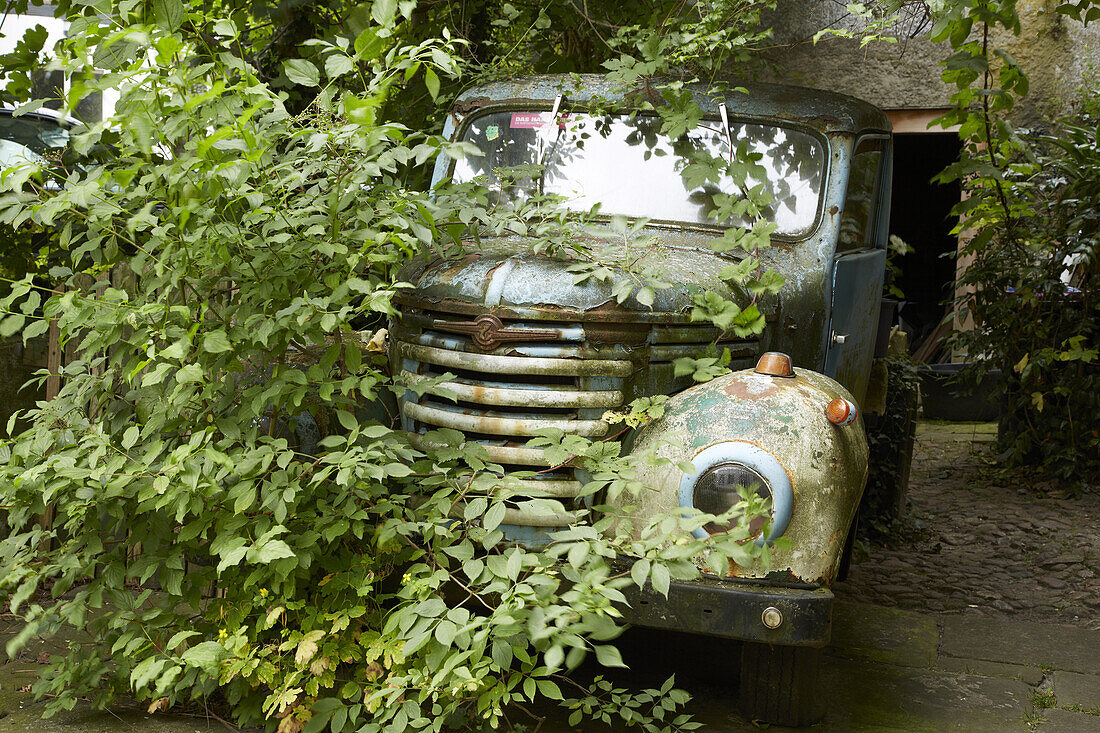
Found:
403,373 -> 622,408
401,312 -> 586,342
450,502 -> 582,527
409,433 -> 556,466
410,331 -> 627,359
494,477 -> 585,498
405,401 -> 608,437
650,343 -> 758,362
397,341 -> 633,378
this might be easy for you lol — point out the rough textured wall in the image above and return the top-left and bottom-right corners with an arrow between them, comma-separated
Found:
754,0 -> 1100,124
999,0 -> 1100,123
756,1 -> 953,111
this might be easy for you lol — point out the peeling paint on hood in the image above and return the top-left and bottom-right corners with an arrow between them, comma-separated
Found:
397,229 -> 773,322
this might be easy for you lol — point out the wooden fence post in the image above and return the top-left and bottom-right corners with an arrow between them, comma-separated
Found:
37,299 -> 63,551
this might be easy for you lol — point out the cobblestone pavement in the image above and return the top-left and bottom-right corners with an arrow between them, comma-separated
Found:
836,421 -> 1100,631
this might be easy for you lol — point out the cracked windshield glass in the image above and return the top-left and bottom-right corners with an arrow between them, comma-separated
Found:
453,110 -> 825,236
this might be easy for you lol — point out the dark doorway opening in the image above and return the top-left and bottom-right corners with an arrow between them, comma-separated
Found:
888,133 -> 963,354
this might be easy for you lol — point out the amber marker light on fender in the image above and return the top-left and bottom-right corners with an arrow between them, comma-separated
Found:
826,397 -> 858,426
755,351 -> 794,377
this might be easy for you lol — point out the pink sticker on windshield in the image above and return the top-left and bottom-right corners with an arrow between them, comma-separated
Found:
510,113 -> 571,129
510,112 -> 549,129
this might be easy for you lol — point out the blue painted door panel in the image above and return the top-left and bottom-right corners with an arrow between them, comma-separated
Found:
824,249 -> 887,406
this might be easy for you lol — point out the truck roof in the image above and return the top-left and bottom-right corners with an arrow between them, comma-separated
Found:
452,74 -> 891,135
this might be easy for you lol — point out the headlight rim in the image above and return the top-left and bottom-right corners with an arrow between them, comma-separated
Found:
678,441 -> 794,544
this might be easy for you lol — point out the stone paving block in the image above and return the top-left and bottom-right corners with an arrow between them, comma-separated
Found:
1035,707 -> 1100,732
822,657 -> 1035,732
829,599 -> 939,668
934,656 -> 1045,686
940,616 -> 1100,674
1053,670 -> 1100,712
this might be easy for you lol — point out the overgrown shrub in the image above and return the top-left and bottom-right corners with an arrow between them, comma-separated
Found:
0,4 -> 784,731
932,0 -> 1100,489
945,108 -> 1100,489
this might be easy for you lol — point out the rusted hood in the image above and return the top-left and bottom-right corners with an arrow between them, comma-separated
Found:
396,233 -> 770,322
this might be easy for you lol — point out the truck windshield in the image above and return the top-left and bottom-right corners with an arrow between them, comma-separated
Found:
453,111 -> 825,237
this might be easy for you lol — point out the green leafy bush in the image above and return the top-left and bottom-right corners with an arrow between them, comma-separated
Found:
0,4 -> 784,731
930,0 -> 1100,488
950,118 -> 1100,486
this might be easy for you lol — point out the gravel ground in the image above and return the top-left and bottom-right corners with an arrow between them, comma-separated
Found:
836,422 -> 1100,631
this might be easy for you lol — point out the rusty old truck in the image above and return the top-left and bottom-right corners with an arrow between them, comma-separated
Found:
389,76 -> 892,726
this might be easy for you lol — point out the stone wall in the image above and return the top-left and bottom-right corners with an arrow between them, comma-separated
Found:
755,0 -> 1100,125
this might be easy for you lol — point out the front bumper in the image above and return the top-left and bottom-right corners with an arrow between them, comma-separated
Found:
621,575 -> 833,647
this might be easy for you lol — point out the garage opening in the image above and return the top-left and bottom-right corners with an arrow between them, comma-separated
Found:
885,123 -> 963,357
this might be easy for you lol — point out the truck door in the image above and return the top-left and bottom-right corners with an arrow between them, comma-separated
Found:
824,136 -> 891,405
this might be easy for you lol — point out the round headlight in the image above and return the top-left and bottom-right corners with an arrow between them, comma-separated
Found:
693,462 -> 773,536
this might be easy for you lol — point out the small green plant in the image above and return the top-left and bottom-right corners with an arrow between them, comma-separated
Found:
1030,688 -> 1057,709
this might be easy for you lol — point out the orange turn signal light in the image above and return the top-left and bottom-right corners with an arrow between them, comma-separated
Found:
826,397 -> 858,426
755,352 -> 794,377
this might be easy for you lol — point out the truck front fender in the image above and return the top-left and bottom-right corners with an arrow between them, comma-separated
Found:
611,363 -> 869,585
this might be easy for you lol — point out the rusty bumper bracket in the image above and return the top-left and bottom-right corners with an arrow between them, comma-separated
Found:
621,576 -> 834,647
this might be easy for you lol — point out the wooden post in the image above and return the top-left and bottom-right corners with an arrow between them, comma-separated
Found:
37,306 -> 62,550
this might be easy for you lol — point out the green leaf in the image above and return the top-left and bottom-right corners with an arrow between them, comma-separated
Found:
650,564 -> 670,597
202,330 -> 233,353
433,619 -> 457,645
0,314 -> 25,338
176,364 -> 204,383
166,631 -> 199,650
152,0 -> 185,31
544,644 -> 564,670
594,644 -> 626,668
122,426 -> 140,450
414,598 -> 446,617
336,409 -> 357,430
131,656 -> 167,691
284,59 -> 320,87
505,549 -> 522,580
630,558 -> 650,588
424,67 -> 440,100
536,679 -> 562,699
325,54 -> 356,79
216,544 -> 249,573
247,539 -> 296,565
21,319 -> 48,340
483,501 -> 505,531
354,28 -> 385,60
181,641 -> 226,674
372,0 -> 398,27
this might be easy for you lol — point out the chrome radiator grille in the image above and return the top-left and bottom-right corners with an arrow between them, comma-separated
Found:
393,306 -> 632,529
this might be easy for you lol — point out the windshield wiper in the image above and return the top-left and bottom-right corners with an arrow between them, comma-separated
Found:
537,94 -> 564,167
536,94 -> 565,196
719,102 -> 733,162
